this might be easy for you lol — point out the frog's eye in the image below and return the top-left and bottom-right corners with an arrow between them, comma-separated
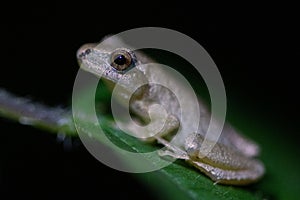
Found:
110,49 -> 132,71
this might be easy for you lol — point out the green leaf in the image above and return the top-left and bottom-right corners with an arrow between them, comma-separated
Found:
69,78 -> 300,199
1,81 -> 299,199
72,116 -> 263,200
228,110 -> 300,200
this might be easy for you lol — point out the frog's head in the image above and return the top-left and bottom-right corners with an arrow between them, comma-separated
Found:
77,43 -> 138,79
77,37 -> 150,96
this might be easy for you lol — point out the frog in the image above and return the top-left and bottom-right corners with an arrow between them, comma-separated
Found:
76,36 -> 265,185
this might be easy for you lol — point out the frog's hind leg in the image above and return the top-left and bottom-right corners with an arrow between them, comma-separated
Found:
222,125 -> 260,157
187,158 -> 265,185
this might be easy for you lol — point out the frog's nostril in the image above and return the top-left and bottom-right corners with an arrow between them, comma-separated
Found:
76,43 -> 97,59
84,49 -> 91,55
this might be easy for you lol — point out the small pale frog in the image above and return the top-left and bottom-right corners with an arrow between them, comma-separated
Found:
77,36 -> 264,185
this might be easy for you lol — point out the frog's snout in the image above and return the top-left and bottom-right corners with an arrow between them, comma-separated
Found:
76,43 -> 97,61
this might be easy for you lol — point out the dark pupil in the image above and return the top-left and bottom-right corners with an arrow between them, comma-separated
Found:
114,54 -> 127,65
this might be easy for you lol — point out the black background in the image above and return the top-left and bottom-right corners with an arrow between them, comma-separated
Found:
1,2 -> 299,199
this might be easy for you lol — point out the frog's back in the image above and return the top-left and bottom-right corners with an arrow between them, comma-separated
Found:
92,36 -> 260,157
136,52 -> 260,157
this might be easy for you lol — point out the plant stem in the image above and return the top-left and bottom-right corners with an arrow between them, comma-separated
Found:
0,88 -> 77,136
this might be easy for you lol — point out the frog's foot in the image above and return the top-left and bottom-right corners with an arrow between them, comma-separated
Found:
158,149 -> 189,160
155,136 -> 189,160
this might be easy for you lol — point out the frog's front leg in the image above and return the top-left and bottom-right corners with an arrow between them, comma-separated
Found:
128,100 -> 180,142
